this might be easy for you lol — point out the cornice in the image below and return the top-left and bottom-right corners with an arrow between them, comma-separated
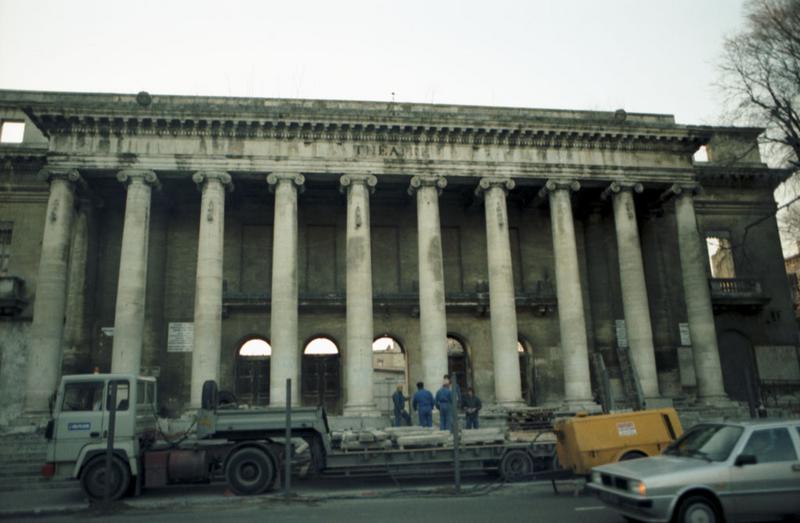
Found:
694,163 -> 791,189
28,113 -> 705,154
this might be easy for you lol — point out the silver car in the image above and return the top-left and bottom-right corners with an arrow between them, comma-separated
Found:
586,419 -> 800,523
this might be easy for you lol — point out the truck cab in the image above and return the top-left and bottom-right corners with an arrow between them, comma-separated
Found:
44,373 -> 157,493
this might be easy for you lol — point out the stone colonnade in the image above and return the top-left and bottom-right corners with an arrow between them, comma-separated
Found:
23,168 -> 730,414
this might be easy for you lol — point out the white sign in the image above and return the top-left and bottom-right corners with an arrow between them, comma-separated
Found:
168,322 -> 194,353
615,319 -> 628,348
101,327 -> 114,337
679,323 -> 692,346
617,421 -> 637,437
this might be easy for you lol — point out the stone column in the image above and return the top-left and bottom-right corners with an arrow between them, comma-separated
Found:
62,200 -> 92,374
538,180 -> 594,408
267,172 -> 305,407
669,184 -> 727,401
603,182 -> 660,400
111,169 -> 159,375
409,175 -> 449,391
190,171 -> 233,407
24,169 -> 81,413
476,177 -> 524,406
340,174 -> 379,416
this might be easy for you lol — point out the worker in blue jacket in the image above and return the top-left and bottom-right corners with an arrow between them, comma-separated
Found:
435,376 -> 453,431
412,381 -> 434,427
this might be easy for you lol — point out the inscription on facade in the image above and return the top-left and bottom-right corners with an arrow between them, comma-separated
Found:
168,322 -> 194,353
354,144 -> 433,159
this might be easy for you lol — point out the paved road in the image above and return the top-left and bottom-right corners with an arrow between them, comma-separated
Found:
9,481 -> 622,523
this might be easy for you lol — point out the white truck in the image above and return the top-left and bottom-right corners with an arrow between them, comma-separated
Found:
42,373 -> 555,500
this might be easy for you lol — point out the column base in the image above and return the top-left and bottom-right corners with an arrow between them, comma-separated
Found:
342,403 -> 381,418
494,399 -> 527,409
642,396 -> 674,409
693,394 -> 735,408
560,399 -> 603,414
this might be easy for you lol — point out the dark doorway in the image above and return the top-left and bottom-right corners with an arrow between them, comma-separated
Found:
235,338 -> 271,406
302,338 -> 341,414
718,330 -> 760,416
447,335 -> 472,392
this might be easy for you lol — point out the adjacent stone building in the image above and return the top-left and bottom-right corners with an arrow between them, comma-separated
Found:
1,90 -> 798,424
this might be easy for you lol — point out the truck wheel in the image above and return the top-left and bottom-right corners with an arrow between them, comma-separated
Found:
201,380 -> 218,410
499,449 -> 534,481
225,447 -> 276,496
80,456 -> 131,501
676,495 -> 719,523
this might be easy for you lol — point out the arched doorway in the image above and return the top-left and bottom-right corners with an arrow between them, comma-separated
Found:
235,338 -> 271,406
372,336 -> 408,417
302,337 -> 341,414
718,330 -> 760,416
518,339 -> 535,406
447,335 -> 472,392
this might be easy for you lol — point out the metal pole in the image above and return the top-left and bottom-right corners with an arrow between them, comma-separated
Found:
284,378 -> 292,497
103,380 -> 118,507
451,372 -> 461,494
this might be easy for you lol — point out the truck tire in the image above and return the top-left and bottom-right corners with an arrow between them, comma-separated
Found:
499,449 -> 534,481
619,451 -> 647,461
225,447 -> 276,496
201,380 -> 218,410
80,455 -> 131,501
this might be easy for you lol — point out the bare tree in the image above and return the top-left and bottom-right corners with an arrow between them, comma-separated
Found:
721,0 -> 800,167
719,0 -> 800,254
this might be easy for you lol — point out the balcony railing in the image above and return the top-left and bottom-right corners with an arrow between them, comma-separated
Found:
710,278 -> 769,311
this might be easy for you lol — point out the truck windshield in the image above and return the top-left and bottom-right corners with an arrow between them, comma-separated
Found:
664,424 -> 743,462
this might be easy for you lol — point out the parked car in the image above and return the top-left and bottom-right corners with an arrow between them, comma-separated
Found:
586,419 -> 800,523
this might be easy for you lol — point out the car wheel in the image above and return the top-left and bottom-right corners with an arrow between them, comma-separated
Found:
676,495 -> 719,523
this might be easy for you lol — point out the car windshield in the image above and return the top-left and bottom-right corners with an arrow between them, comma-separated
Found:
664,424 -> 743,462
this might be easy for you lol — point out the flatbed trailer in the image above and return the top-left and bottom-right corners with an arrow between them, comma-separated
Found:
44,374 -> 555,500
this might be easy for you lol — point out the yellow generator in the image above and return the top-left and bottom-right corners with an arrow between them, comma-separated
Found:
554,408 -> 683,476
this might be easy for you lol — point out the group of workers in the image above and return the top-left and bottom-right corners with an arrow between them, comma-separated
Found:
391,375 -> 482,431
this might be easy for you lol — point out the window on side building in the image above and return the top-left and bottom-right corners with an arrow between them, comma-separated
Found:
705,231 -> 736,278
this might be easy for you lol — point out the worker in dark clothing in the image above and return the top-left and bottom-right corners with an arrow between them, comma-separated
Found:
391,384 -> 409,426
412,381 -> 434,427
461,387 -> 482,429
435,378 -> 453,431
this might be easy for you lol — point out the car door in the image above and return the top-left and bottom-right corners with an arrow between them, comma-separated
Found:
53,380 -> 105,464
729,427 -> 800,521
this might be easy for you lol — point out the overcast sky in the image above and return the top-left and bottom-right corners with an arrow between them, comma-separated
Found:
0,0 -> 747,125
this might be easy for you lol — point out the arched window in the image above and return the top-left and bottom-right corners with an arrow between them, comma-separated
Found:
372,335 -> 408,417
446,335 -> 471,391
239,339 -> 272,357
302,337 -> 341,414
235,337 -> 271,406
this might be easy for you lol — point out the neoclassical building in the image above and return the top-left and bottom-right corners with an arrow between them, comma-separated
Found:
0,90 -> 797,422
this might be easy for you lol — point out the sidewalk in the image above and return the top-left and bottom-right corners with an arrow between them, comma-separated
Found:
0,474 -> 568,519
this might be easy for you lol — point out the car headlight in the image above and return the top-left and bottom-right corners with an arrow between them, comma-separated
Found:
591,471 -> 602,484
628,480 -> 647,496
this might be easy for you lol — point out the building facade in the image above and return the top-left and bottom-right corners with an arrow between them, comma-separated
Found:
0,90 -> 798,423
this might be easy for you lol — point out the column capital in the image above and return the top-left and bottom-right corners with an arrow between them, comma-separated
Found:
475,177 -> 514,197
193,170 -> 234,192
117,169 -> 160,190
537,179 -> 580,199
266,171 -> 305,193
339,173 -> 377,194
659,182 -> 701,203
601,181 -> 643,200
408,175 -> 447,195
38,167 -> 82,185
